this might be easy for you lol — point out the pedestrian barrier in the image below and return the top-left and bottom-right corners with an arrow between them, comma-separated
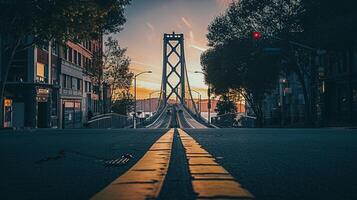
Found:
86,113 -> 132,129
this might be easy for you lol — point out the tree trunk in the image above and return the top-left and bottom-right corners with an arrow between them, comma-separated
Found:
255,102 -> 264,128
295,67 -> 312,127
0,39 -> 20,128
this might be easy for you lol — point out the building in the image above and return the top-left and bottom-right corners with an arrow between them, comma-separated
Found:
321,48 -> 357,126
59,39 -> 103,128
1,36 -> 105,129
262,46 -> 357,127
1,39 -> 60,128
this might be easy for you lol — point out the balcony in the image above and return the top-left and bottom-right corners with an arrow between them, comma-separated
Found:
61,88 -> 83,97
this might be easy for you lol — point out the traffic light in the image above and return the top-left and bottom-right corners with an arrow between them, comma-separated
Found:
252,31 -> 261,41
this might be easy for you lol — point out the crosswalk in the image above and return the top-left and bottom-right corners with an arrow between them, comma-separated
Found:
91,129 -> 253,200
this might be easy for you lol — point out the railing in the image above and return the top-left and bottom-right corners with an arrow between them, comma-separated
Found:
86,113 -> 132,129
138,103 -> 167,128
181,104 -> 216,128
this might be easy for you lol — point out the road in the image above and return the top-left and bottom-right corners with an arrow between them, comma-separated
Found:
1,128 -> 357,199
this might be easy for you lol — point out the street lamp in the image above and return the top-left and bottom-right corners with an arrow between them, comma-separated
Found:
190,89 -> 202,117
148,90 -> 163,116
134,70 -> 152,128
194,71 -> 211,124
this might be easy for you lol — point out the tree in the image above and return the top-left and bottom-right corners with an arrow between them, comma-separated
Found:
300,0 -> 357,49
0,0 -> 131,127
112,91 -> 134,115
201,38 -> 281,127
102,37 -> 133,102
203,0 -> 323,126
215,94 -> 237,115
90,37 -> 133,113
214,94 -> 237,127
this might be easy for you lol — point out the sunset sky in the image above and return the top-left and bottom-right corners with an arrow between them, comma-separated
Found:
113,0 -> 232,99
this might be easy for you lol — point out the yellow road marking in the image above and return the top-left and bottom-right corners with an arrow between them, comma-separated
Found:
91,129 -> 174,200
178,128 -> 254,199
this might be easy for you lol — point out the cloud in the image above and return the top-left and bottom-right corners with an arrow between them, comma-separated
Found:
146,22 -> 155,32
181,17 -> 192,29
190,44 -> 207,52
189,31 -> 195,44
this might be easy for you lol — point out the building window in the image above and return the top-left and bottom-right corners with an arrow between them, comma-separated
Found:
68,47 -> 73,62
36,62 -> 45,82
62,74 -> 66,88
77,78 -> 81,91
51,67 -> 57,84
66,75 -> 72,89
83,57 -> 87,69
71,77 -> 77,89
64,46 -> 68,60
78,53 -> 82,66
73,50 -> 78,65
51,43 -> 58,56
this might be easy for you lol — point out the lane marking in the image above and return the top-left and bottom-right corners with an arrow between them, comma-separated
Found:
177,129 -> 254,199
91,129 -> 174,200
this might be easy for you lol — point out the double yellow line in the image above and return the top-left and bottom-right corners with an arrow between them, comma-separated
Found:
91,128 -> 254,200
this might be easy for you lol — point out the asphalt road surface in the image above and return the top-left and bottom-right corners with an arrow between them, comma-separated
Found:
185,128 -> 357,200
1,128 -> 357,200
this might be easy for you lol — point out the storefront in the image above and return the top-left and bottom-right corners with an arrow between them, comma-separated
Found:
36,87 -> 51,128
62,100 -> 82,128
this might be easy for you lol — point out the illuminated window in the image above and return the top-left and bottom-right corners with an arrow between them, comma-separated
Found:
36,63 -> 45,82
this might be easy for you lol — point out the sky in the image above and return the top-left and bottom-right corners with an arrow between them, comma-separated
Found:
113,0 -> 232,99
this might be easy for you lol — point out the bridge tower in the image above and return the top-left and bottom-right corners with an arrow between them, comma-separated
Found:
161,33 -> 186,105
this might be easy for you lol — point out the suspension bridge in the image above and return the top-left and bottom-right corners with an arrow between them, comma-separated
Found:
89,33 -> 213,129
144,32 -> 212,129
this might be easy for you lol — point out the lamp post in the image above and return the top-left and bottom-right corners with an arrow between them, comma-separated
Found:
194,71 -> 211,124
190,89 -> 202,117
148,90 -> 163,117
134,71 -> 152,128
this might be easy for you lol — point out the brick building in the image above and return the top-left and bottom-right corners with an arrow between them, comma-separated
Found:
1,36 -> 108,129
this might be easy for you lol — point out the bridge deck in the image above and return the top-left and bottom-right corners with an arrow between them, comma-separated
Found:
146,104 -> 208,129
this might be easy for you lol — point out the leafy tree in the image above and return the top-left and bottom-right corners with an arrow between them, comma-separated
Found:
215,94 -> 237,115
102,37 -> 133,102
301,0 -> 357,49
214,94 -> 237,127
0,0 -> 130,127
90,37 -> 133,112
203,0 -> 325,126
201,38 -> 280,127
112,91 -> 134,115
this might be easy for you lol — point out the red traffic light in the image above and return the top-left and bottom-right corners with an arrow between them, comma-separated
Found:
252,31 -> 261,40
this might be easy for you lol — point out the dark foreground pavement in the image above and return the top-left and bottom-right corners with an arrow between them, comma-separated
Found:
185,128 -> 357,200
0,129 -> 167,200
1,128 -> 357,200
